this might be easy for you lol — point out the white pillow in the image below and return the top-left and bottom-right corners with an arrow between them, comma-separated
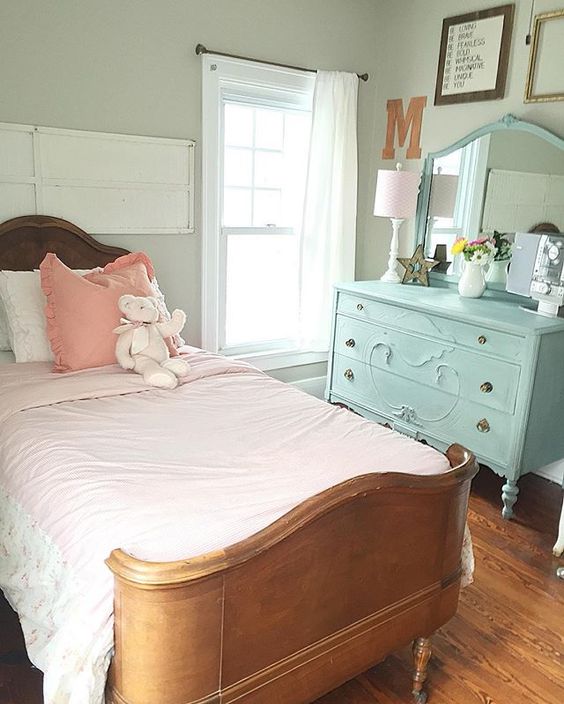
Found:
0,270 -> 182,363
0,301 -> 10,351
0,271 -> 56,362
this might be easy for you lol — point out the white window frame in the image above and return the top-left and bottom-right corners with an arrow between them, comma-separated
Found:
430,135 -> 490,275
201,55 -> 326,369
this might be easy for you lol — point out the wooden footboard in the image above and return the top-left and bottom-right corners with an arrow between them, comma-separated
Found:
105,444 -> 477,704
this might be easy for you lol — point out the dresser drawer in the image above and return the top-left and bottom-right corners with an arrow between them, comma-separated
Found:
333,315 -> 521,414
331,354 -> 513,467
337,292 -> 525,363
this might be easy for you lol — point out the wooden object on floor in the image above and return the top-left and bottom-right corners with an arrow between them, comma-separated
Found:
411,637 -> 432,703
0,214 -> 473,702
2,468 -> 563,704
105,445 -> 476,704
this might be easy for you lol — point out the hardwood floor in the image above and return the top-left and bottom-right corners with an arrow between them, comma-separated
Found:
1,467 -> 563,704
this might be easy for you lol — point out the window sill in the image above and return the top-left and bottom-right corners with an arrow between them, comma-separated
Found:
226,349 -> 328,371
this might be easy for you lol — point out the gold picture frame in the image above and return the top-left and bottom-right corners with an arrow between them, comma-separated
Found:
525,9 -> 564,103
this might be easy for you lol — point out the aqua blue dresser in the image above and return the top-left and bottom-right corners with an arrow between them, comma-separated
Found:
325,281 -> 564,518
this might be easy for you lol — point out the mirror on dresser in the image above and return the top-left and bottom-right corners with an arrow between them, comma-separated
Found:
415,115 -> 564,282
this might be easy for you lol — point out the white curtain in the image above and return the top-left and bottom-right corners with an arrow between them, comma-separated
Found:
299,70 -> 359,352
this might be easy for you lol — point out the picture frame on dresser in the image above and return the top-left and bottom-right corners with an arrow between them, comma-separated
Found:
326,116 -> 564,519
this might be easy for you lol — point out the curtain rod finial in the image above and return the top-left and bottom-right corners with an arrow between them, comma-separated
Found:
195,43 -> 207,56
359,73 -> 369,82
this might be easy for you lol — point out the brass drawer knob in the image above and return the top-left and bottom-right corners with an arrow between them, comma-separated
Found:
480,381 -> 493,393
476,418 -> 490,433
477,335 -> 487,345
345,338 -> 356,348
344,368 -> 354,380
357,303 -> 364,311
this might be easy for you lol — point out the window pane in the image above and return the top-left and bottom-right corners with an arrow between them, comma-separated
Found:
284,111 -> 311,154
224,103 -> 253,147
223,188 -> 252,226
255,109 -> 283,149
254,151 -> 282,188
433,148 -> 462,175
224,147 -> 252,187
253,189 -> 281,226
225,234 -> 298,346
281,112 -> 311,230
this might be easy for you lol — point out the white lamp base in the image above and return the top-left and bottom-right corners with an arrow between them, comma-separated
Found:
380,269 -> 401,283
380,217 -> 404,284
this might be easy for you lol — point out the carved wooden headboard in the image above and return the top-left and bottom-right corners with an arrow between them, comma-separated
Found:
0,215 -> 129,270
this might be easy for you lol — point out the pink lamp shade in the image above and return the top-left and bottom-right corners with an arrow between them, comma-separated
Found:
373,164 -> 420,219
429,173 -> 458,219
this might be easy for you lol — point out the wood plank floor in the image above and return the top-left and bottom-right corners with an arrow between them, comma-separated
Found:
1,467 -> 563,704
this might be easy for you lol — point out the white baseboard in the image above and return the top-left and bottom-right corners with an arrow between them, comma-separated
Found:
534,460 -> 564,485
291,376 -> 326,399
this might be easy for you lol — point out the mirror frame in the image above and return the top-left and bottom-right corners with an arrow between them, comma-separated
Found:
415,113 -> 564,278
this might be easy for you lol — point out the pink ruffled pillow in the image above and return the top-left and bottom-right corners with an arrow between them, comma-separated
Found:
40,252 -> 176,372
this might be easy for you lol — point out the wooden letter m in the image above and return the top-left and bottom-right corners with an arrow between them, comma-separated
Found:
381,96 -> 427,160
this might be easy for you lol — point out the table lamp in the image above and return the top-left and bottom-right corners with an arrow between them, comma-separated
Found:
374,163 -> 420,283
429,169 -> 458,220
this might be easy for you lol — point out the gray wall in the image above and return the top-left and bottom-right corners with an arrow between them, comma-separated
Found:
487,131 -> 564,175
361,0 -> 564,276
0,0 -> 385,382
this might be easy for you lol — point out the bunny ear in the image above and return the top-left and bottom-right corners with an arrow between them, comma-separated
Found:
118,294 -> 136,310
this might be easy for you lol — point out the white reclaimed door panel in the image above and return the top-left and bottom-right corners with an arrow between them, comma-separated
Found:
0,127 -> 35,178
548,176 -> 564,204
0,184 -> 37,220
515,173 -> 549,204
546,205 -> 564,228
43,185 -> 190,233
483,169 -> 564,233
39,131 -> 190,185
0,121 -> 194,234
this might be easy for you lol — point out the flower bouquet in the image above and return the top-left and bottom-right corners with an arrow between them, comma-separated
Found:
491,231 -> 512,261
486,231 -> 512,284
451,236 -> 497,298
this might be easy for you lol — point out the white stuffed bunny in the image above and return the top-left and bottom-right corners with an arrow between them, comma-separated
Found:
114,294 -> 190,389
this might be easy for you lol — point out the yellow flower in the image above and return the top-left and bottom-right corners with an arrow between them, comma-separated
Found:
451,238 -> 467,255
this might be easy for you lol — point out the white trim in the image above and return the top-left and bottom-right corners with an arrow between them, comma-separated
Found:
201,55 -> 222,353
37,123 -> 194,147
533,460 -> 564,485
464,133 -> 490,235
290,375 -> 327,399
222,226 -> 294,236
201,54 -> 315,356
229,350 -> 327,372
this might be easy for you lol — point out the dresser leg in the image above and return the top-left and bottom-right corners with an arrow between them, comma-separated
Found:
412,636 -> 432,703
501,479 -> 519,519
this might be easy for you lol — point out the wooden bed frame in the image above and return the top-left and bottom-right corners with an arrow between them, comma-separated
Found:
0,215 -> 478,704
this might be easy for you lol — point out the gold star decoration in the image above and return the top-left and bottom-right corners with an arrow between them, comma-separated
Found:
397,244 -> 439,286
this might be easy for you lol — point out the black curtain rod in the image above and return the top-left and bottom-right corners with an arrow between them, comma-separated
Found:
195,44 -> 369,82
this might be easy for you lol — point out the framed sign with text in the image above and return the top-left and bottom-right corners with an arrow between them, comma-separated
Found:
434,4 -> 514,105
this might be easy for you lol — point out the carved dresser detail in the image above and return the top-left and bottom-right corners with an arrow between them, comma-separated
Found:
326,281 -> 564,518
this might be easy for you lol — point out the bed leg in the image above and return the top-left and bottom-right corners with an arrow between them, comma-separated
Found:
412,636 -> 432,704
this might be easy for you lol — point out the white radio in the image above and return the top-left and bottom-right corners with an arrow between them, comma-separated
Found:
507,232 -> 564,317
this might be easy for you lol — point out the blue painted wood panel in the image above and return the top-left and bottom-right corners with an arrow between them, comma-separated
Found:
326,281 -> 564,515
